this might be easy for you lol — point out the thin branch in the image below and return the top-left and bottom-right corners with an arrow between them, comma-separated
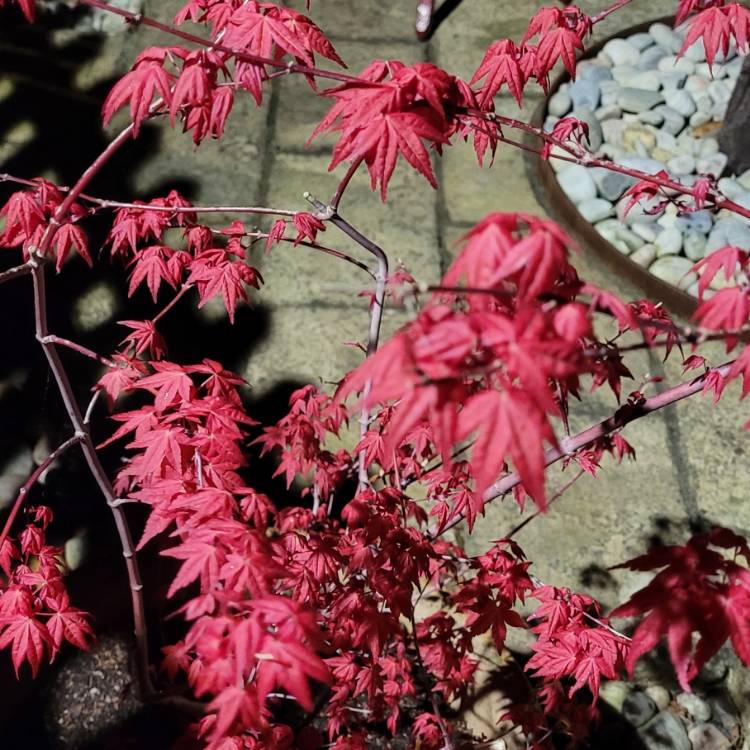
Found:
0,172 -> 297,219
76,0 -> 363,85
29,254 -> 154,698
591,0 -> 636,25
87,199 -> 297,218
330,158 -> 364,212
0,433 -> 84,552
437,361 -> 735,537
273,236 -> 376,279
506,468 -> 586,539
37,335 -> 116,368
153,284 -> 193,324
478,114 -> 750,221
305,193 -> 390,489
0,262 -> 32,285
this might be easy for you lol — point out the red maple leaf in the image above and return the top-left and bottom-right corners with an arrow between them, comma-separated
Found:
536,26 -> 584,77
727,3 -> 750,53
311,61 -> 454,200
680,5 -> 732,68
611,529 -> 750,690
292,212 -> 326,245
186,254 -> 262,323
471,39 -> 524,108
119,320 -> 167,360
458,388 -> 556,511
127,245 -> 179,302
103,48 -> 181,136
693,287 -> 750,336
51,222 -> 91,271
45,595 -> 95,654
691,245 -> 749,300
621,171 -> 671,217
0,613 -> 53,677
163,539 -> 226,597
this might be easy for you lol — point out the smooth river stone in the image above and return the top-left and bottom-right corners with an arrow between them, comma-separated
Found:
548,90 -> 572,117
557,165 -> 597,203
653,105 -> 685,135
655,227 -> 683,256
684,231 -> 707,261
603,38 -> 640,66
627,32 -> 655,51
631,244 -> 657,267
665,89 -> 697,117
569,79 -> 600,110
638,45 -> 668,70
649,23 -> 682,53
579,198 -> 615,223
618,87 -> 665,113
594,169 -> 633,201
658,55 -> 696,74
649,255 -> 697,290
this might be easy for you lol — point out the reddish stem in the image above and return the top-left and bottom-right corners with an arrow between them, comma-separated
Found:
330,158 -> 364,212
77,0 -> 363,85
437,361 -> 735,537
306,196 -> 390,488
38,335 -> 116,368
153,284 -> 192,324
29,256 -> 153,696
0,263 -> 32,285
0,434 -> 84,553
591,0 -> 635,25
89,199 -> 297,218
482,114 -> 750,221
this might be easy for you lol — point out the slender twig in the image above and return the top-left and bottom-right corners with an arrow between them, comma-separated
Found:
37,335 -> 116,368
0,434 -> 84,553
87,199 -> 297,218
506,468 -> 586,539
20,115 -> 156,696
591,0 -> 635,25
29,255 -> 153,696
475,114 -> 750,221
273,237 -> 376,279
305,194 -> 390,489
0,262 -> 32,285
76,0 -> 363,85
83,389 -> 102,426
436,361 -> 735,537
0,172 -> 297,219
153,284 -> 193,324
330,158 -> 364,212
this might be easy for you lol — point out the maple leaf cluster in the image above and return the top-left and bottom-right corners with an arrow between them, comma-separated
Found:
612,528 -> 750,691
678,1 -> 750,68
0,180 -> 91,270
102,2 -> 344,140
106,193 -> 262,322
5,1 -> 750,748
0,507 -> 94,678
338,212 -> 642,518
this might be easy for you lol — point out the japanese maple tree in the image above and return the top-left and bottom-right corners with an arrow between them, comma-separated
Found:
1,0 -> 750,748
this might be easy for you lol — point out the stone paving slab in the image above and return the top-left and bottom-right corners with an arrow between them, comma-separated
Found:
256,151 -> 442,305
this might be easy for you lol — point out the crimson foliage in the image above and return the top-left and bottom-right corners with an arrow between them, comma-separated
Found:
1,1 -> 750,749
